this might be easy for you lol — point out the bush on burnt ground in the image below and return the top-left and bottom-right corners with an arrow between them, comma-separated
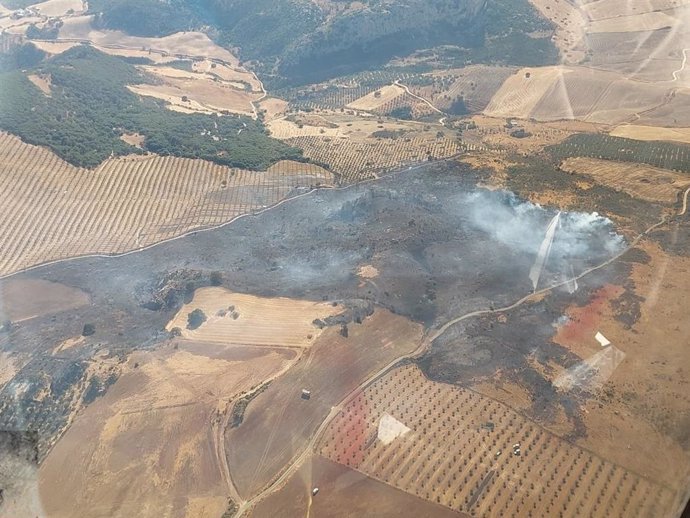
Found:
82,323 -> 96,336
0,45 -> 303,169
187,309 -> 207,330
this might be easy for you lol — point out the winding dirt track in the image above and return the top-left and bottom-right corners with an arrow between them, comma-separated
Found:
234,187 -> 689,517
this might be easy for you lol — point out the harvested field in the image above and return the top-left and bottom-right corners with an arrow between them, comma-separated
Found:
251,455 -> 466,518
191,60 -> 261,91
287,134 -> 462,183
127,79 -> 259,117
257,98 -> 288,121
119,132 -> 145,148
583,0 -> 690,20
0,278 -> 89,323
583,79 -> 671,125
611,125 -> 690,144
484,67 -> 564,119
166,287 -> 341,348
31,0 -> 84,17
637,91 -> 690,128
225,309 -> 423,499
318,363 -> 678,517
588,11 -> 679,33
39,341 -> 295,518
58,17 -> 239,65
0,133 -> 331,276
346,84 -> 406,111
560,157 -> 690,204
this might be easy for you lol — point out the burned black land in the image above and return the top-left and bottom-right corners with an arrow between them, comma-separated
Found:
0,162 -> 626,454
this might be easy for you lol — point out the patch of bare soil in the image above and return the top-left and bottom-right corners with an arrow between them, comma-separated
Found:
38,341 -> 295,518
0,278 -> 89,323
250,455 -> 465,518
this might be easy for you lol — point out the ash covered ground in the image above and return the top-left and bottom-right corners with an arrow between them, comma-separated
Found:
0,162 -> 627,452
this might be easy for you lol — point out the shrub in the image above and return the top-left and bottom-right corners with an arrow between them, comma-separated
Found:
187,309 -> 207,330
82,323 -> 96,336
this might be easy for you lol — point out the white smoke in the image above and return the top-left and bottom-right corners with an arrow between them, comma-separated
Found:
457,190 -> 625,282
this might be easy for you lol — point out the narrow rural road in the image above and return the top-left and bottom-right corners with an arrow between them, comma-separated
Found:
235,196 -> 687,516
672,48 -> 689,82
394,79 -> 447,124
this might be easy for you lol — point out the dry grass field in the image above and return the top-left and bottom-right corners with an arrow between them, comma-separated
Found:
486,66 -> 672,125
560,157 -> 690,204
128,77 -> 260,116
58,16 -> 239,65
225,309 -> 423,499
166,287 -> 342,348
610,125 -> 690,144
0,133 -> 331,276
484,67 -> 566,119
318,363 -> 678,517
588,11 -> 679,33
32,0 -> 84,17
250,455 -> 466,518
346,84 -> 406,111
39,341 -> 296,518
29,40 -> 80,55
582,0 -> 690,20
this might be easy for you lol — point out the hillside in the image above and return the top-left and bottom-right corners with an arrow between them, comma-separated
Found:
0,44 -> 301,169
86,0 -> 557,85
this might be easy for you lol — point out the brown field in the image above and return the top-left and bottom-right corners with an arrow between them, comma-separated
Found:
0,133 -> 331,276
250,455 -> 466,518
225,309 -> 423,499
32,0 -> 84,17
318,363 -> 678,517
267,112 -> 415,139
0,278 -> 89,323
257,97 -> 288,121
166,287 -> 342,348
544,240 -> 690,495
39,341 -> 296,518
58,16 -> 239,65
287,134 -> 461,183
346,84 -> 406,111
560,157 -> 690,204
610,125 -> 690,144
119,131 -> 145,148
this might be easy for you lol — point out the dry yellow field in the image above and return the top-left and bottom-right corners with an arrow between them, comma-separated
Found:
192,60 -> 262,91
610,125 -> 690,144
346,84 -> 406,111
31,0 -> 84,17
0,133 -> 331,276
166,287 -> 342,348
128,78 -> 259,116
560,157 -> 690,204
583,0 -> 690,20
58,16 -> 239,64
29,40 -> 80,55
26,73 -> 51,95
318,363 -> 678,517
588,11 -> 680,33
39,341 -> 296,518
484,67 -> 566,119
